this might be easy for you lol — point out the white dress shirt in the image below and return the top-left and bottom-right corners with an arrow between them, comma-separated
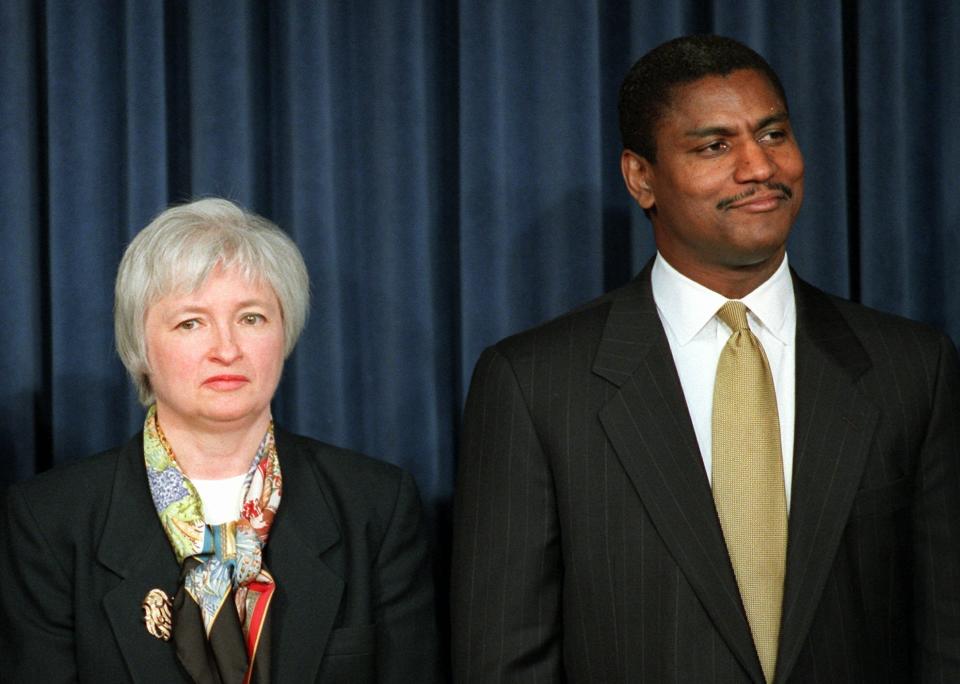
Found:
651,252 -> 797,506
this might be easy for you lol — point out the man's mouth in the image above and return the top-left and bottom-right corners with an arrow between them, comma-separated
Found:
716,182 -> 793,211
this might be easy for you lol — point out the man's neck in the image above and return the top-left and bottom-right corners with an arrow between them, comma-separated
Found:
656,249 -> 786,299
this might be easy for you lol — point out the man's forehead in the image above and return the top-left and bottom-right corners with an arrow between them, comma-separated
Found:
665,69 -> 785,110
659,69 -> 788,127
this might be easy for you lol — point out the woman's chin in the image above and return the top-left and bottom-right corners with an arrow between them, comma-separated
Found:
184,397 -> 271,428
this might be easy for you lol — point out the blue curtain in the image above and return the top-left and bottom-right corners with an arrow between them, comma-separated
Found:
2,0 -> 958,617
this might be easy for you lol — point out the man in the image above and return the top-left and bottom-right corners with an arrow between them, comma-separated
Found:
451,35 -> 960,683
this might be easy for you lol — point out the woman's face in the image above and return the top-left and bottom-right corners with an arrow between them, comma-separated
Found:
144,265 -> 286,434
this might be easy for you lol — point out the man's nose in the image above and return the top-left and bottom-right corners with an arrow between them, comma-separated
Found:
733,140 -> 777,183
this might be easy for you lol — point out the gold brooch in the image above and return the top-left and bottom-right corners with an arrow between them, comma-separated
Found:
142,588 -> 172,641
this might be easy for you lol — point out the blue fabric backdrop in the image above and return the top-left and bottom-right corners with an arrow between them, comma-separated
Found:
2,0 -> 958,645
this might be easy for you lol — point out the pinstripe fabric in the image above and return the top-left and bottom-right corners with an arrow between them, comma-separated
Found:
451,262 -> 960,683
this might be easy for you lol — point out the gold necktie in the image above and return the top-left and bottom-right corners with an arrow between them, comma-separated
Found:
712,300 -> 787,683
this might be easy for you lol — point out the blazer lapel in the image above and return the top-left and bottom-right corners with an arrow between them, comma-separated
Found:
268,430 -> 344,683
774,277 -> 878,682
594,264 -> 765,683
98,435 -> 187,681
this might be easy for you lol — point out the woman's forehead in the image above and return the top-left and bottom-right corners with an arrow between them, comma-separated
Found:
149,263 -> 277,312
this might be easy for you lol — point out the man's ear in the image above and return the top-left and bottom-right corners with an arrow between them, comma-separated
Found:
620,149 -> 656,210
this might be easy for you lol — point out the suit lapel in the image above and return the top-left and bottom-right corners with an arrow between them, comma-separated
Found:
774,277 -> 878,682
98,436 -> 188,682
594,264 -> 765,683
268,430 -> 344,683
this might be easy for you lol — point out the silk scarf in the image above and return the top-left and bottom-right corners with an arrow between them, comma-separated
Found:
144,406 -> 282,683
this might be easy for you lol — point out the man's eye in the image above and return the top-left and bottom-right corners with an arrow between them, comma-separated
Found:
701,141 -> 728,154
759,130 -> 786,143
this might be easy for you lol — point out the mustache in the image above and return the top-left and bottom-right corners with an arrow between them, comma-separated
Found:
716,182 -> 793,211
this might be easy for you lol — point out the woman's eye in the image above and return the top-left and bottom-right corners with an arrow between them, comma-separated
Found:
241,313 -> 265,325
177,319 -> 199,331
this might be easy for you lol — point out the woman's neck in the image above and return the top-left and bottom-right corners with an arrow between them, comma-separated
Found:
155,409 -> 271,480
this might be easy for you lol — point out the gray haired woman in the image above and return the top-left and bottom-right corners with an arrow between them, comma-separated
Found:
0,198 -> 440,683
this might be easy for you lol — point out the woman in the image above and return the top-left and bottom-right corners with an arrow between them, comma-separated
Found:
0,198 -> 440,683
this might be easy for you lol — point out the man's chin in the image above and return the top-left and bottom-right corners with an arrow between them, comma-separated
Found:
720,246 -> 786,271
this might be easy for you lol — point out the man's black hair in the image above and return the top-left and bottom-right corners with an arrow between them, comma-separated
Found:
618,35 -> 788,163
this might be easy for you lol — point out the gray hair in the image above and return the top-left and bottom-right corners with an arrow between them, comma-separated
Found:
115,198 -> 310,405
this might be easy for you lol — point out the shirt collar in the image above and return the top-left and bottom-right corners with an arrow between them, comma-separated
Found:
740,254 -> 794,345
651,252 -> 794,346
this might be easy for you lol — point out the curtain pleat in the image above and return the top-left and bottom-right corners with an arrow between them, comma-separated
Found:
2,2 -> 958,539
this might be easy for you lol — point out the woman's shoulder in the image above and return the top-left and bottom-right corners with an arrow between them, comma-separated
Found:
273,428 -> 420,515
275,429 -> 405,479
5,438 -> 136,513
1,437 -> 142,559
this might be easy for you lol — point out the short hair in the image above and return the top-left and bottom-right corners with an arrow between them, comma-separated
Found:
618,34 -> 788,163
115,197 -> 310,405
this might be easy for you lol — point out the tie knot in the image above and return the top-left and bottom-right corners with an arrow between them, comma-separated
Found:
716,300 -> 749,332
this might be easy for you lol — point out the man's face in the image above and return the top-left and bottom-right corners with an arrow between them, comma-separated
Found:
623,69 -> 804,281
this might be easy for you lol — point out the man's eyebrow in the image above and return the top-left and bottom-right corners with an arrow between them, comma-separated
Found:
684,125 -> 735,138
684,111 -> 790,138
755,112 -> 790,130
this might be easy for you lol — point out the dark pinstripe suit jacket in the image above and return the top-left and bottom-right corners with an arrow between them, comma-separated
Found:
451,263 -> 960,683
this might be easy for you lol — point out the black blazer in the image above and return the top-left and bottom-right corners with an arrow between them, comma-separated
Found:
0,429 -> 441,683
451,263 -> 960,682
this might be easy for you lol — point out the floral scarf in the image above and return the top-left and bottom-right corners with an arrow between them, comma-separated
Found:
144,405 -> 281,683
